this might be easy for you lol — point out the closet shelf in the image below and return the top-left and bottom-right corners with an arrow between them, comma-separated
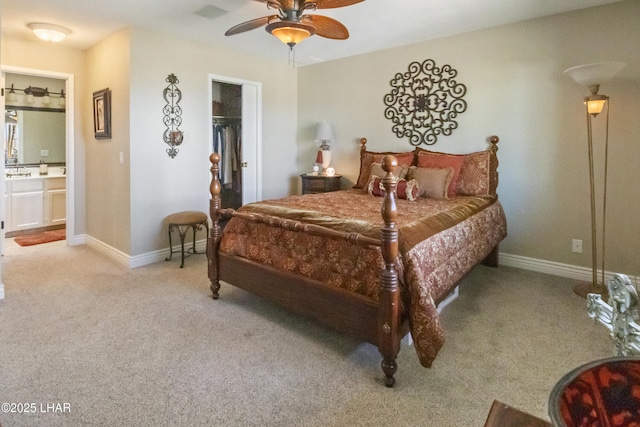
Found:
212,115 -> 241,120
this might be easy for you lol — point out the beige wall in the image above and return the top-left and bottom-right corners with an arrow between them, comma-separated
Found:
85,29 -> 132,253
1,37 -> 87,236
3,25 -> 299,258
297,0 -> 640,277
127,27 -> 298,256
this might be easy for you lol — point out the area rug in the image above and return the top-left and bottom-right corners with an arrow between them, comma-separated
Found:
13,229 -> 66,247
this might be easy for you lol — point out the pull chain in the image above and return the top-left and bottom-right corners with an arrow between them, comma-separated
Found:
288,45 -> 296,68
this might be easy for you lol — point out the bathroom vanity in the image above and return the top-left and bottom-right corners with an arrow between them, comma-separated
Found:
5,170 -> 66,232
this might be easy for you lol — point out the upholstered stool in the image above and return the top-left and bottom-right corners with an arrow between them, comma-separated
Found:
165,211 -> 208,268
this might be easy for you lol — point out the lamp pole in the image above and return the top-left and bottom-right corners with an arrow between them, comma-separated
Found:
564,62 -> 625,299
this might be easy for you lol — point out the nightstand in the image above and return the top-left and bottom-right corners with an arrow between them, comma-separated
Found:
300,174 -> 342,194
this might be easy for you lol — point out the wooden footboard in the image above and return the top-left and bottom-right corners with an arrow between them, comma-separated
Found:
208,152 -> 404,387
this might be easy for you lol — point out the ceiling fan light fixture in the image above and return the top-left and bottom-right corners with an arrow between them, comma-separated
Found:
28,23 -> 71,42
266,21 -> 315,47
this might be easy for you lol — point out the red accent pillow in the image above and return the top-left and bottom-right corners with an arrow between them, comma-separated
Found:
416,151 -> 464,199
368,176 -> 419,201
355,151 -> 415,189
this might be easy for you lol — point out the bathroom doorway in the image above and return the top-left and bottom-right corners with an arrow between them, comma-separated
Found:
1,67 -> 75,254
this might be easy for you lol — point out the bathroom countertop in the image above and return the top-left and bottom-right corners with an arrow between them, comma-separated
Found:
5,166 -> 66,180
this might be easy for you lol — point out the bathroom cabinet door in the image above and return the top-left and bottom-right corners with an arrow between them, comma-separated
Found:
44,177 -> 66,226
11,190 -> 44,230
47,189 -> 66,226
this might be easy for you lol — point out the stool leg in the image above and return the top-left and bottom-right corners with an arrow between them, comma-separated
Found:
165,224 -> 175,261
204,223 -> 209,257
192,224 -> 198,254
178,226 -> 187,268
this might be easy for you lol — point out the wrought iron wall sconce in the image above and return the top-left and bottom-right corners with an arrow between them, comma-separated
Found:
5,83 -> 66,107
163,74 -> 183,158
384,59 -> 467,146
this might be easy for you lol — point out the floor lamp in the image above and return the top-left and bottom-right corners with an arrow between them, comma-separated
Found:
563,62 -> 626,299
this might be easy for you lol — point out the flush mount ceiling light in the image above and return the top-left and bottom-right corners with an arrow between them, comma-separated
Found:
28,23 -> 71,42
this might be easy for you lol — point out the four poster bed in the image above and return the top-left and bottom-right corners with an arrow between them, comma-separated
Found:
207,136 -> 507,387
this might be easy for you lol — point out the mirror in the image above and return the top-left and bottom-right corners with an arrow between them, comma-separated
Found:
5,107 -> 66,166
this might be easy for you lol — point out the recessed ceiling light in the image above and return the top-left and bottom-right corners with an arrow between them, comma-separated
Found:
28,23 -> 71,42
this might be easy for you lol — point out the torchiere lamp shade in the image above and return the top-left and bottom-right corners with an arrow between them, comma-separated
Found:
563,62 -> 627,88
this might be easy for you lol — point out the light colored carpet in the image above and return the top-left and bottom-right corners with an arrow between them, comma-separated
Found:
0,242 -> 612,426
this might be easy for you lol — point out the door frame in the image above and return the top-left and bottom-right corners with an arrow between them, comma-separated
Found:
1,66 -> 75,250
208,74 -> 262,204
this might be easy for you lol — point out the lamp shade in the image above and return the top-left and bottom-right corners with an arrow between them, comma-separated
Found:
563,62 -> 626,88
314,121 -> 336,142
7,85 -> 17,102
586,97 -> 607,115
266,21 -> 314,47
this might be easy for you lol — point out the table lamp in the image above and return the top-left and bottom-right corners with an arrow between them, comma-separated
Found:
314,121 -> 336,172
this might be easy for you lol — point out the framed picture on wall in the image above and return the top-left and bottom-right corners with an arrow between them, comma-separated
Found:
93,88 -> 111,139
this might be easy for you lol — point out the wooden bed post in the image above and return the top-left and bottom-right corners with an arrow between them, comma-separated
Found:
209,153 -> 222,299
378,154 -> 401,387
489,135 -> 499,194
481,135 -> 501,268
359,137 -> 368,161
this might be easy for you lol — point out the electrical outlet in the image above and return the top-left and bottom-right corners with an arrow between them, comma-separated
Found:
40,149 -> 49,157
572,239 -> 583,254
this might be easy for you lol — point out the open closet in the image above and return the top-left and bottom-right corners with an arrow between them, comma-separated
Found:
212,81 -> 242,210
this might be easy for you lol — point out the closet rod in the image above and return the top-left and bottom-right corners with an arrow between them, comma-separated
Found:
212,116 -> 241,126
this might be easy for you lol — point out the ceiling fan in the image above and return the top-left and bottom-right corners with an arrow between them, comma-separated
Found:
225,0 -> 365,48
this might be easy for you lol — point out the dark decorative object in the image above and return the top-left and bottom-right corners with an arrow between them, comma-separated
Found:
93,88 -> 111,139
163,74 -> 183,158
384,59 -> 467,146
549,357 -> 640,426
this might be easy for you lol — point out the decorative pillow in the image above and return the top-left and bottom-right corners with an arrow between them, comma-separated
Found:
407,166 -> 453,199
416,147 -> 497,197
457,150 -> 494,197
369,162 -> 409,182
415,150 -> 464,199
367,175 -> 419,201
354,151 -> 414,189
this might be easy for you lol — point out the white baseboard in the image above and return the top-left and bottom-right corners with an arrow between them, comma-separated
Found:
69,233 -> 87,246
499,252 -> 639,286
83,235 -> 207,269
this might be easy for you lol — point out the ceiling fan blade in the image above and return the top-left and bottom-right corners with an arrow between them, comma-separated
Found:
311,0 -> 365,9
253,0 -> 282,6
225,15 -> 278,36
304,15 -> 349,39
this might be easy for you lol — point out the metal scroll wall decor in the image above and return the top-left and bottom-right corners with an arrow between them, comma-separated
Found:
384,59 -> 467,146
163,73 -> 183,158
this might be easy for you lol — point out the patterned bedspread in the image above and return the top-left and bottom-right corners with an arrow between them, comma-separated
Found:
219,189 -> 507,367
